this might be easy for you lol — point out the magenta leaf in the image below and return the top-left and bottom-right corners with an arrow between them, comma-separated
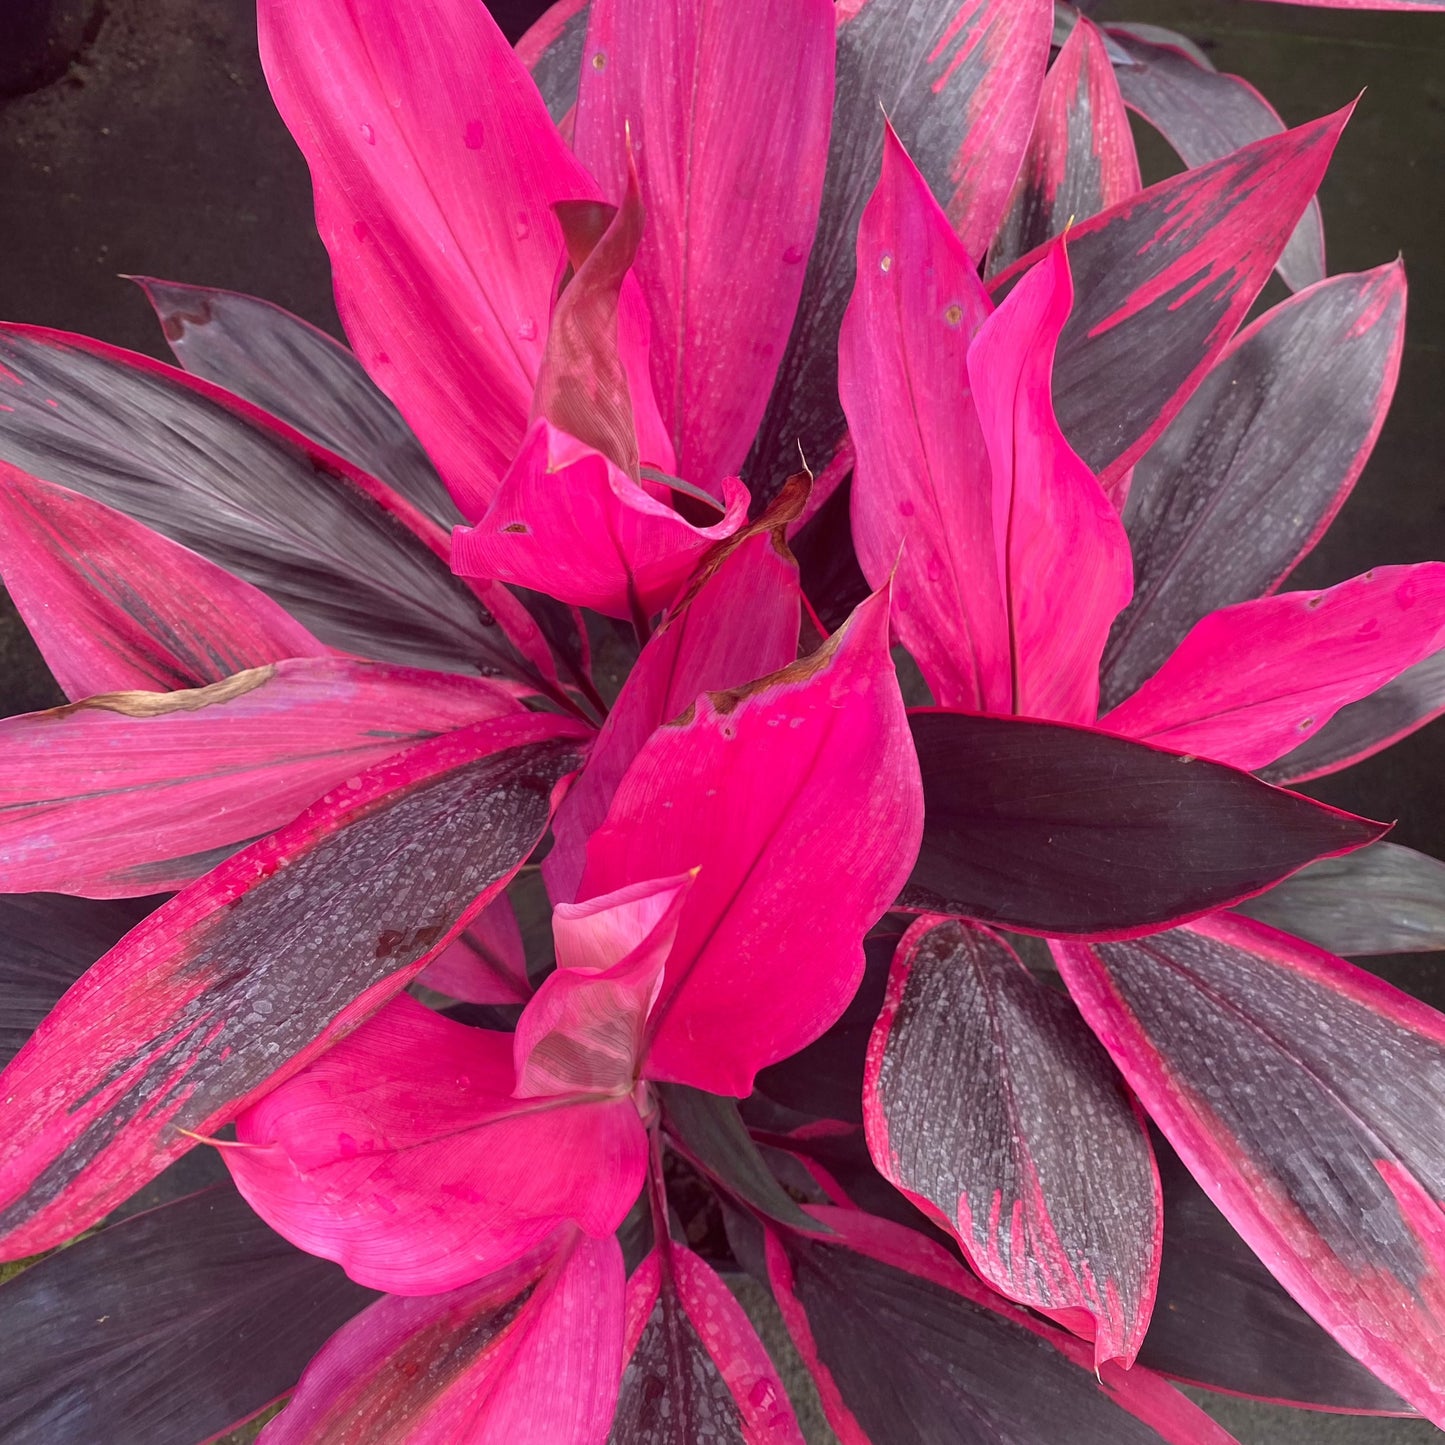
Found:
1102,565 -> 1445,771
766,1206 -> 1238,1444
133,277 -> 459,528
906,709 -> 1386,938
261,1230 -> 624,1445
0,713 -> 585,1259
229,994 -> 646,1293
419,895 -> 532,1006
546,477 -> 804,902
257,0 -> 602,520
1053,913 -> 1445,1425
1139,1133 -> 1414,1415
992,106 -> 1350,488
0,467 -> 326,702
1105,24 -> 1324,291
1237,841 -> 1445,956
614,1238 -> 804,1443
1101,263 -> 1408,710
580,588 -> 923,1095
574,0 -> 835,494
0,1185 -> 375,1445
517,0 -> 591,123
0,657 -> 522,898
747,0 -> 1052,501
0,894 -> 156,1070
864,916 -> 1160,1367
0,325 -> 545,685
990,16 -> 1141,274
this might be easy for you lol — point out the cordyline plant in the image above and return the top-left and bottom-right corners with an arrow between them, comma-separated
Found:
1,0 -> 1445,1440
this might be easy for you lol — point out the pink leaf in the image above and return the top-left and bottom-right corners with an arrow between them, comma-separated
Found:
1102,564 -> 1445,769
0,713 -> 585,1259
581,587 -> 923,1095
573,0 -> 835,493
228,994 -> 646,1294
0,465 -> 325,701
0,657 -> 521,898
545,478 -> 805,902
1053,914 -> 1445,1426
259,0 -> 611,518
260,1230 -> 623,1445
418,894 -> 531,1006
513,874 -> 693,1097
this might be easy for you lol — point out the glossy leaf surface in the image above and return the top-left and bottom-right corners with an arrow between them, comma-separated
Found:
0,1185 -> 375,1445
1054,914 -> 1445,1425
906,709 -> 1385,937
1102,263 -> 1407,709
0,715 -> 584,1258
864,916 -> 1159,1366
0,658 -> 520,897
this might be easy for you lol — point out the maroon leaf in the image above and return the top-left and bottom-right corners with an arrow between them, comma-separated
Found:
1139,1133 -> 1414,1415
1053,914 -> 1445,1425
0,1185 -> 375,1445
133,277 -> 460,527
0,713 -> 585,1259
906,709 -> 1385,938
765,1206 -> 1238,1443
1101,263 -> 1407,710
746,0 -> 1052,500
1105,23 -> 1324,291
990,16 -> 1140,275
0,324 -> 543,684
991,106 -> 1350,489
863,916 -> 1160,1366
613,1237 -> 804,1442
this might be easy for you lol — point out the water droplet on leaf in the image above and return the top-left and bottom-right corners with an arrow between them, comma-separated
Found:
359,122 -> 376,145
464,120 -> 485,150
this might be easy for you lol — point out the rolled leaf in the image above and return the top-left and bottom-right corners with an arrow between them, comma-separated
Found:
261,1230 -> 624,1445
1102,263 -> 1408,709
0,1185 -> 375,1445
0,713 -> 585,1258
546,477 -> 804,902
766,1206 -> 1238,1444
580,588 -> 923,1094
1140,1133 -> 1413,1414
1105,24 -> 1324,291
0,466 -> 325,701
746,0 -> 1052,501
614,1239 -> 804,1443
1102,565 -> 1445,770
0,324 -> 545,684
1053,913 -> 1445,1425
133,277 -> 459,527
864,916 -> 1160,1367
517,0 -> 590,122
573,0 -> 835,493
0,657 -> 520,897
229,994 -> 646,1293
1236,841 -> 1445,957
992,106 -> 1350,488
906,709 -> 1386,938
990,17 -> 1141,273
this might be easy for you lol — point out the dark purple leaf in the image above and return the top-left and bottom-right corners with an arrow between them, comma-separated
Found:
1105,23 -> 1324,291
791,470 -> 870,633
133,278 -> 461,528
1101,264 -> 1407,710
746,0 -> 1052,501
1054,914 -> 1445,1424
1139,1132 -> 1414,1415
766,1206 -> 1236,1444
0,894 -> 157,1069
992,107 -> 1349,489
1264,650 -> 1445,785
863,916 -> 1159,1366
0,324 -> 542,683
906,709 -> 1385,938
1236,841 -> 1445,957
516,0 -> 590,123
0,1184 -> 375,1445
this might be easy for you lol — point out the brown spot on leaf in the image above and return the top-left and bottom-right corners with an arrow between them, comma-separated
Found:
76,665 -> 276,719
